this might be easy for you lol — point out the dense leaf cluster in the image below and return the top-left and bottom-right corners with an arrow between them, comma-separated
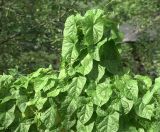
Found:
0,9 -> 160,132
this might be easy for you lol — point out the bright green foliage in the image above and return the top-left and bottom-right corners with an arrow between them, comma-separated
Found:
0,9 -> 160,132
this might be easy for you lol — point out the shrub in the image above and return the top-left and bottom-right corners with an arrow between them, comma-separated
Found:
0,9 -> 160,132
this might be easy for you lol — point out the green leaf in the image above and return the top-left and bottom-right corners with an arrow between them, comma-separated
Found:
92,38 -> 107,61
96,107 -> 107,117
124,80 -> 138,101
47,89 -> 60,98
0,75 -> 13,87
58,68 -> 67,79
76,120 -> 94,132
148,122 -> 160,132
41,105 -> 57,129
96,64 -> 105,83
67,98 -> 78,115
16,95 -> 28,113
85,81 -> 96,96
97,112 -> 119,132
68,76 -> 86,97
82,9 -> 104,45
77,102 -> 93,124
142,91 -> 154,105
142,78 -> 160,105
138,128 -> 145,132
1,96 -> 15,104
62,15 -> 78,61
0,105 -> 15,129
71,45 -> 79,64
153,77 -> 160,92
63,15 -> 77,37
35,97 -> 47,111
33,77 -> 48,92
110,99 -> 121,112
136,103 -> 154,120
121,97 -> 133,114
93,81 -> 112,106
110,29 -> 118,40
135,75 -> 152,89
125,126 -> 138,132
43,79 -> 56,92
61,119 -> 76,130
62,35 -> 78,62
14,122 -> 31,132
30,68 -> 50,78
118,126 -> 139,132
78,54 -> 93,75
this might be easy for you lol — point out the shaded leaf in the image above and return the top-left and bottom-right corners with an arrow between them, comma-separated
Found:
100,40 -> 121,74
0,105 -> 15,129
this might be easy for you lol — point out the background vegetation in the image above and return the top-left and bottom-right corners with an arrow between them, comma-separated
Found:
0,0 -> 160,76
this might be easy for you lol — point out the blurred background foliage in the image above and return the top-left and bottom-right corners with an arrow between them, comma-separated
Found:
0,0 -> 160,77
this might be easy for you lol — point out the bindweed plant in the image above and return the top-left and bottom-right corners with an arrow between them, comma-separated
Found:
0,9 -> 160,132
